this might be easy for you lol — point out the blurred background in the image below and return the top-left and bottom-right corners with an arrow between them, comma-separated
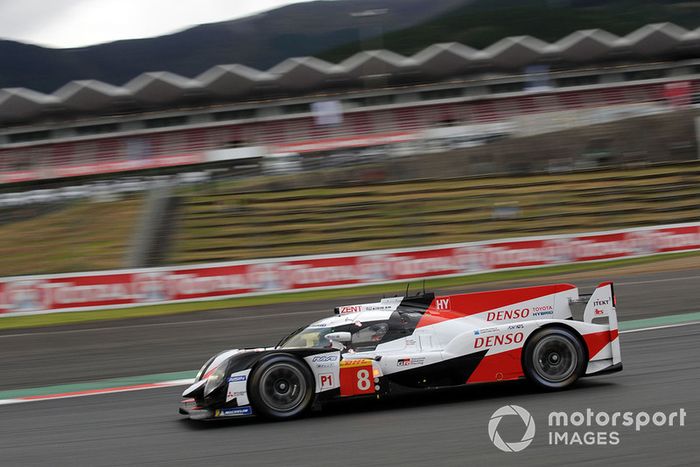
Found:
0,0 -> 699,277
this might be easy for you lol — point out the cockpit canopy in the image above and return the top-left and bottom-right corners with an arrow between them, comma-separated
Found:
277,309 -> 423,352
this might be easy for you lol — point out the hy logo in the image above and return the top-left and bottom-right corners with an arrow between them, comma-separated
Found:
488,405 -> 536,452
436,298 -> 450,310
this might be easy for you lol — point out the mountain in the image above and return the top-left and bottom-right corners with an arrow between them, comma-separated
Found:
321,0 -> 700,60
0,0 -> 468,92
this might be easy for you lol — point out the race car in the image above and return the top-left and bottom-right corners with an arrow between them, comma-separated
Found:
179,282 -> 621,420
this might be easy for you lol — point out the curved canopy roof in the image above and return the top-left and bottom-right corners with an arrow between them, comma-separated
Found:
1,22 -> 697,124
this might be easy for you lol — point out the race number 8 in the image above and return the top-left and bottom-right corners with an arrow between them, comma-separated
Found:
357,369 -> 371,391
339,362 -> 375,396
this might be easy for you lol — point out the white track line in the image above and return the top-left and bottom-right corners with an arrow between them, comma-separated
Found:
616,275 -> 700,286
0,308 -> 328,339
620,320 -> 700,334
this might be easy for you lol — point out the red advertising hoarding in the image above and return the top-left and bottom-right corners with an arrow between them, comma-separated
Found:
0,153 -> 207,185
1,223 -> 698,316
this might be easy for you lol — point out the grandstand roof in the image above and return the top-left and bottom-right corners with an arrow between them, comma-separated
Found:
1,22 -> 698,124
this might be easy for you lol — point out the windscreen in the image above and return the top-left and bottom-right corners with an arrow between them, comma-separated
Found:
277,323 -> 362,349
278,326 -> 334,349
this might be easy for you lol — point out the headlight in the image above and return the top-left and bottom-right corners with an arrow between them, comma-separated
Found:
204,364 -> 227,396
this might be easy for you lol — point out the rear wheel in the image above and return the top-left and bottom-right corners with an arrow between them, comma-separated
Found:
523,327 -> 585,390
248,355 -> 314,419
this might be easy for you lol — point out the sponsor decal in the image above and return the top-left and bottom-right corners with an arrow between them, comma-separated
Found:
397,357 -> 426,367
594,308 -> 605,316
593,299 -> 610,307
435,298 -> 450,310
533,310 -> 554,317
338,304 -> 395,314
364,304 -> 395,311
475,332 -> 524,349
487,308 -> 530,322
340,358 -> 374,368
507,324 -> 524,330
312,355 -> 339,363
218,406 -> 253,417
228,375 -> 247,383
474,327 -> 500,336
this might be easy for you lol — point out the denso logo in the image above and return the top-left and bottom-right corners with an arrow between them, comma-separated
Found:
312,355 -> 339,363
487,308 -> 530,321
474,332 -> 524,349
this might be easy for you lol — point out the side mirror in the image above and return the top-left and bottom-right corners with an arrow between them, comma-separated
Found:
326,331 -> 351,343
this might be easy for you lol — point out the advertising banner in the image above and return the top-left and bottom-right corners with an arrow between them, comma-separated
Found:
0,153 -> 207,184
1,223 -> 698,316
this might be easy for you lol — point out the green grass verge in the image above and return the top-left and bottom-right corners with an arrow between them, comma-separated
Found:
1,250 -> 698,331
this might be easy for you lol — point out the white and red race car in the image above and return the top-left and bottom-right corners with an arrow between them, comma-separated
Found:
180,282 -> 621,420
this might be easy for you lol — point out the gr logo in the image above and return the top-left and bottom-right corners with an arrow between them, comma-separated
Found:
488,405 -> 536,452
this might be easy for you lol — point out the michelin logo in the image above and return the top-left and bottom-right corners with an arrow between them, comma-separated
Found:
219,406 -> 253,417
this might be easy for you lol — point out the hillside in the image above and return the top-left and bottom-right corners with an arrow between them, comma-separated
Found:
2,0 -> 698,94
0,0 -> 467,92
321,0 -> 700,61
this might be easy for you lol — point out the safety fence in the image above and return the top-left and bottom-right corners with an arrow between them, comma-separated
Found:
0,222 -> 698,316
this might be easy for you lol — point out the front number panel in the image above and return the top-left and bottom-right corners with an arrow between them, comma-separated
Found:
339,359 -> 376,397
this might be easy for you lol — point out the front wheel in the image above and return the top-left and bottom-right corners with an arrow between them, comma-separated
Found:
523,327 -> 586,390
248,355 -> 314,419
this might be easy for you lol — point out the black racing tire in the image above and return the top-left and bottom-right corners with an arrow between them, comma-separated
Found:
248,355 -> 314,419
523,327 -> 586,390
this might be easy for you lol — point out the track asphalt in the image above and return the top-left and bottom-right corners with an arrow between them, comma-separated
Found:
0,268 -> 698,465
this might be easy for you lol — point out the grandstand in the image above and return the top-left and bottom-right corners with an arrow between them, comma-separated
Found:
0,195 -> 144,276
0,23 -> 699,184
0,159 -> 696,274
170,161 -> 700,264
0,22 -> 699,275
